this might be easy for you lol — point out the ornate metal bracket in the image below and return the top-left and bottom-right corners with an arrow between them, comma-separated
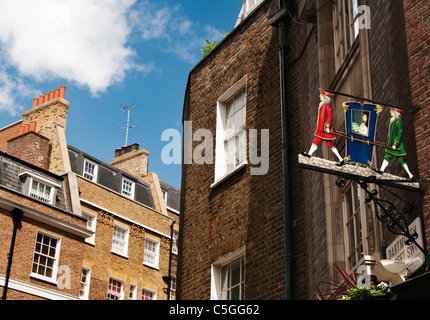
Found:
336,177 -> 430,271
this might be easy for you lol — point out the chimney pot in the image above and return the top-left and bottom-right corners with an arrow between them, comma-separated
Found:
131,143 -> 140,151
50,90 -> 55,100
45,92 -> 50,102
60,86 -> 66,99
39,95 -> 45,105
33,98 -> 39,108
115,148 -> 122,158
55,88 -> 60,98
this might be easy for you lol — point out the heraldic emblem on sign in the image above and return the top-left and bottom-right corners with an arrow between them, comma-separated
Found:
299,88 -> 416,182
342,101 -> 383,167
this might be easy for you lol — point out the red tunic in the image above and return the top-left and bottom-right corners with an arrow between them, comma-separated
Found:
313,102 -> 336,140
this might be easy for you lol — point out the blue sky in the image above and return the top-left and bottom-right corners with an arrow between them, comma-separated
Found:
0,0 -> 244,189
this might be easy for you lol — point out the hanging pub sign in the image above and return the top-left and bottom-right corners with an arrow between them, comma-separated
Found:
298,88 -> 420,191
342,101 -> 383,167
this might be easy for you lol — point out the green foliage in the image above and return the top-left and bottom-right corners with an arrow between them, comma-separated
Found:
201,34 -> 229,58
201,39 -> 217,58
343,282 -> 390,300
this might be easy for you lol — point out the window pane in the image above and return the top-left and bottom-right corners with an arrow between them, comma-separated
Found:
84,160 -> 97,180
122,179 -> 134,197
107,278 -> 122,300
144,239 -> 158,266
231,259 -> 241,286
220,256 -> 244,300
30,179 -> 53,203
112,226 -> 127,254
231,285 -> 241,300
141,289 -> 155,300
221,264 -> 230,293
32,233 -> 58,279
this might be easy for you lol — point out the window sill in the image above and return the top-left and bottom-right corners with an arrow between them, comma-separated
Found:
85,238 -> 95,246
210,161 -> 247,189
30,272 -> 57,285
143,262 -> 159,270
111,250 -> 129,259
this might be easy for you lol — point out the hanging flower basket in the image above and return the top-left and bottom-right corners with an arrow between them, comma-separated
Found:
343,282 -> 392,300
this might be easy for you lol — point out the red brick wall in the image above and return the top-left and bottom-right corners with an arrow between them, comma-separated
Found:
403,0 -> 430,249
7,131 -> 51,170
0,121 -> 22,152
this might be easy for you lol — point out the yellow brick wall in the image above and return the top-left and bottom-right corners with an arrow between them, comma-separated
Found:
78,176 -> 174,300
22,98 -> 69,175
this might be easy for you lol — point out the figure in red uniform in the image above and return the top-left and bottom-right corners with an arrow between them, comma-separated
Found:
300,88 -> 345,166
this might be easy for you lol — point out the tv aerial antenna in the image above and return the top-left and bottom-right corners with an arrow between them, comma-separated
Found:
120,103 -> 142,146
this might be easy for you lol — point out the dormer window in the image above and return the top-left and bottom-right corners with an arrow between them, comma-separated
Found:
121,177 -> 135,199
161,189 -> 168,204
83,159 -> 98,181
19,172 -> 61,205
30,180 -> 53,203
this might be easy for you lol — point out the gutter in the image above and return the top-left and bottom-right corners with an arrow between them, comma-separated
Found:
0,196 -> 93,239
270,1 -> 295,300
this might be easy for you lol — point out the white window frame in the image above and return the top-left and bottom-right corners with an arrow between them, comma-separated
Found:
141,287 -> 157,300
172,230 -> 179,255
107,276 -> 124,300
245,0 -> 263,13
161,189 -> 168,204
19,172 -> 60,205
214,76 -> 248,185
83,159 -> 98,182
170,277 -> 177,300
111,223 -> 129,258
211,246 -> 245,300
30,231 -> 61,284
129,283 -> 137,300
143,237 -> 160,269
342,181 -> 381,273
121,177 -> 135,199
82,210 -> 97,245
236,0 -> 264,26
79,267 -> 91,300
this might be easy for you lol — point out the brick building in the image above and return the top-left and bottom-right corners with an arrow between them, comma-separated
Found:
178,0 -> 430,300
0,88 -> 91,300
0,87 -> 180,300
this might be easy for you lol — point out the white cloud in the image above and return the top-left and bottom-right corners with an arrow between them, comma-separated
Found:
0,0 -> 227,114
0,0 -> 140,98
0,67 -> 41,115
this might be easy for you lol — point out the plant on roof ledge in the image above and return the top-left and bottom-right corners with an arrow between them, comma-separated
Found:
201,39 -> 217,58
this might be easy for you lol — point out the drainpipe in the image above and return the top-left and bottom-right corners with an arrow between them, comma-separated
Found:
270,1 -> 295,300
164,220 -> 176,300
2,208 -> 24,300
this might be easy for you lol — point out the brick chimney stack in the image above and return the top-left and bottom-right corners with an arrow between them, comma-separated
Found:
21,86 -> 70,175
110,143 -> 149,178
7,123 -> 51,170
